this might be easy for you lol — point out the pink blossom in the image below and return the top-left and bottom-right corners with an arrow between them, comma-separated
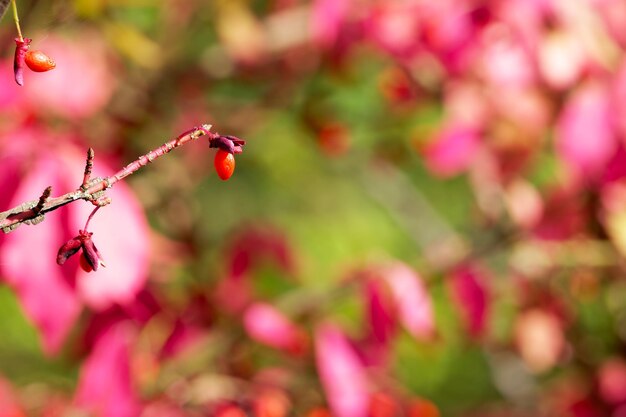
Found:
449,264 -> 490,338
380,263 -> 435,340
555,83 -> 617,181
315,323 -> 369,417
423,124 -> 480,177
74,322 -> 141,417
243,302 -> 305,354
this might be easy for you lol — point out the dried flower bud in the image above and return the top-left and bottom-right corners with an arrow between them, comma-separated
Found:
81,236 -> 105,271
56,237 -> 82,265
209,135 -> 246,154
13,37 -> 31,86
56,230 -> 106,272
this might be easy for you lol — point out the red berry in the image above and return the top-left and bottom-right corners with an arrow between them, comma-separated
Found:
214,150 -> 235,180
25,50 -> 56,72
79,253 -> 93,273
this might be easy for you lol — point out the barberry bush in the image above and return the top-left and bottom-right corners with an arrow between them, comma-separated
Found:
2,1 -> 626,417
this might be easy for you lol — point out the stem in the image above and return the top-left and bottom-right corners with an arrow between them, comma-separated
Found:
0,124 -> 216,233
83,206 -> 100,231
11,0 -> 22,41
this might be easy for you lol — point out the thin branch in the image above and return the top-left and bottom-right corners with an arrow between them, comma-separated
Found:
11,0 -> 22,41
0,124 -> 218,233
83,206 -> 101,231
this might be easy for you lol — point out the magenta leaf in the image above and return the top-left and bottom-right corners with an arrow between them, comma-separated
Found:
556,82 -> 616,180
315,323 -> 369,417
449,264 -> 490,338
423,124 -> 480,177
381,262 -> 436,340
75,322 -> 141,417
243,302 -> 305,354
0,155 -> 81,354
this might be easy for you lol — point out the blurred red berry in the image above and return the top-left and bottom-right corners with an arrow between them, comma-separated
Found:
407,398 -> 439,417
306,407 -> 332,417
215,149 -> 236,180
317,123 -> 351,157
79,253 -> 93,273
25,50 -> 56,72
215,404 -> 247,417
254,389 -> 290,417
369,392 -> 399,417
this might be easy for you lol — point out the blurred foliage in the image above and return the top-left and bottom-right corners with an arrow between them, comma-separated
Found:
3,0 -> 626,416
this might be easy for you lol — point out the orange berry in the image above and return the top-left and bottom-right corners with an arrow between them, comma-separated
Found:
369,392 -> 399,417
408,398 -> 439,417
214,150 -> 236,180
25,50 -> 56,72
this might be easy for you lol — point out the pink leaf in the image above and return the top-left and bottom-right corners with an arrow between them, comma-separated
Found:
364,2 -> 422,60
598,358 -> 626,405
0,377 -> 25,417
243,302 -> 306,354
75,322 -> 141,417
364,278 -> 397,345
0,155 -> 81,355
556,83 -> 617,180
423,124 -> 480,177
310,0 -> 352,48
315,323 -> 369,417
380,263 -> 435,340
449,264 -> 490,338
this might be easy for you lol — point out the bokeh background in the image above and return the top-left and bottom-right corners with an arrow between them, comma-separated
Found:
2,0 -> 626,416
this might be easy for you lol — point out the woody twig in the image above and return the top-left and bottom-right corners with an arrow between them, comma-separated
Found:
0,124 -> 244,234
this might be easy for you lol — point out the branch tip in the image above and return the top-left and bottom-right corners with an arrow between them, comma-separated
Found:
33,186 -> 52,214
82,148 -> 95,189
